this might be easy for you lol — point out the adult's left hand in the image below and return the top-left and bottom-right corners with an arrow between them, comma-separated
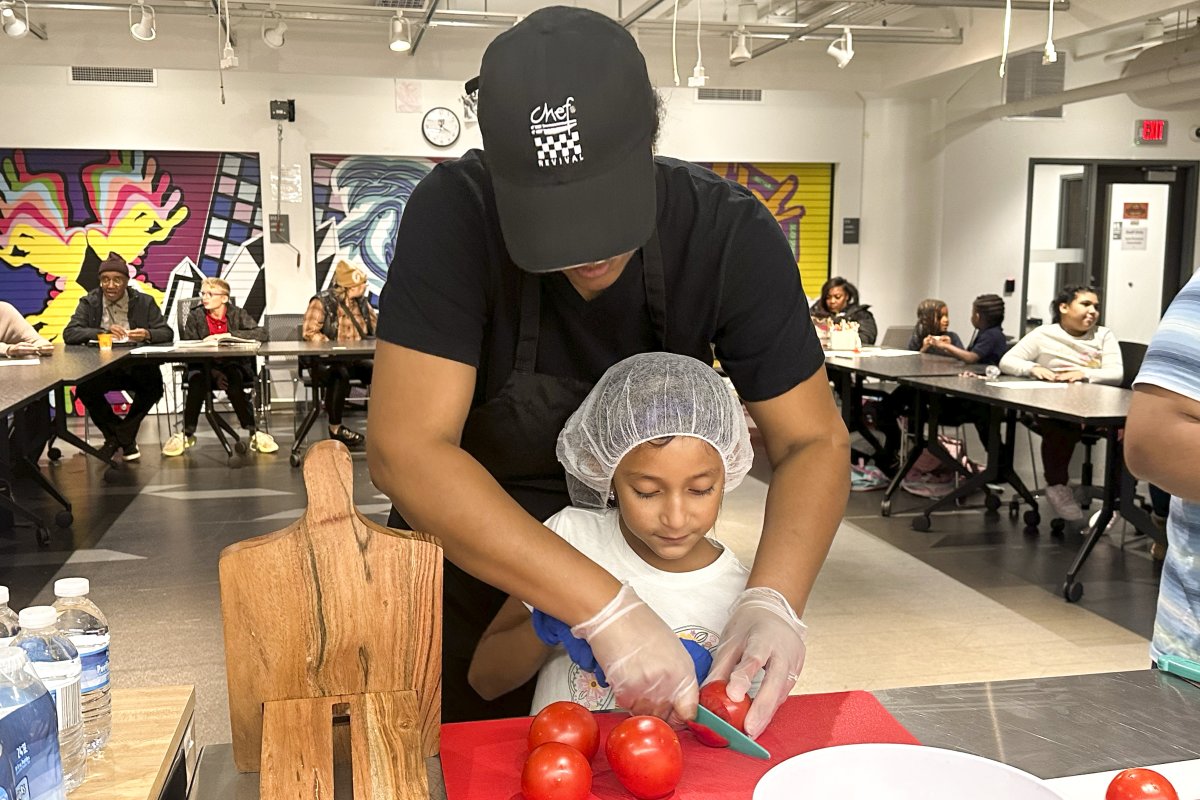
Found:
706,587 -> 807,739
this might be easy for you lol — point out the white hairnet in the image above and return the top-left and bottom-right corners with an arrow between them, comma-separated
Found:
557,352 -> 754,508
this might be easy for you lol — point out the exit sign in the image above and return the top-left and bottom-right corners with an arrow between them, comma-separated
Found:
1135,119 -> 1168,145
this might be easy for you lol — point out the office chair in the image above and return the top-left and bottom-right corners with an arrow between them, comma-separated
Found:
259,313 -> 306,433
879,325 -> 913,349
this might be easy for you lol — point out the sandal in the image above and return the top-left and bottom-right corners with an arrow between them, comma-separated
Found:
329,425 -> 365,447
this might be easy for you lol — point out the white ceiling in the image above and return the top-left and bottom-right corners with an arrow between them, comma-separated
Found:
2,0 -> 1198,93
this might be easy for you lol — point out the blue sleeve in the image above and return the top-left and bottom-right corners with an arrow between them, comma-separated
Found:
1135,272 -> 1200,403
970,328 -> 1007,367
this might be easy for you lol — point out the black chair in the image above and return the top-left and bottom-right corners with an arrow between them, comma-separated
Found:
1075,340 -> 1145,490
879,325 -> 912,349
259,313 -> 305,433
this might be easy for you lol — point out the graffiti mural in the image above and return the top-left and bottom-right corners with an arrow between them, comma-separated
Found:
0,149 -> 266,342
310,155 -> 442,297
700,162 -> 833,300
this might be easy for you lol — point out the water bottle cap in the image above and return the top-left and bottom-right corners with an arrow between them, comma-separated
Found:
54,578 -> 90,598
0,646 -> 29,672
18,606 -> 57,630
0,585 -> 8,604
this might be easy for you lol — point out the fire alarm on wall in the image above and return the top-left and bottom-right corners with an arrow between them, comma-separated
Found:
270,99 -> 296,122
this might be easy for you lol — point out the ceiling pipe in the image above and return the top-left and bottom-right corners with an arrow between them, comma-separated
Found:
957,59 -> 1200,124
405,0 -> 437,55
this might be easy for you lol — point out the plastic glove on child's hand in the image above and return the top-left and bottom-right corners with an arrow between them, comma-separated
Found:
531,609 -> 608,686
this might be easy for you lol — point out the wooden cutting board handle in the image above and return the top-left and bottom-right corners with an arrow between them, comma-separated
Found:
219,439 -> 443,774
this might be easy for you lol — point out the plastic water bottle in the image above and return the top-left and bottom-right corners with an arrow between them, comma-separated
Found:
14,607 -> 86,791
0,586 -> 18,646
53,578 -> 111,756
0,646 -> 68,800
984,365 -> 1001,381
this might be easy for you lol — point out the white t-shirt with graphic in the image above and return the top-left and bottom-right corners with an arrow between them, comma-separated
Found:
529,506 -> 751,715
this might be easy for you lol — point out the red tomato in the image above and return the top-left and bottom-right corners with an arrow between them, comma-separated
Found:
685,719 -> 729,748
521,742 -> 592,800
604,715 -> 683,800
1106,768 -> 1179,800
699,680 -> 752,733
529,701 -> 600,760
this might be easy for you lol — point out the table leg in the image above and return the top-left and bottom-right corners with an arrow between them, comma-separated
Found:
0,416 -> 51,545
881,388 -> 926,517
290,385 -> 323,468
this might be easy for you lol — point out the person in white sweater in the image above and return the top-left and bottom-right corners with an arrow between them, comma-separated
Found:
1000,285 -> 1123,521
0,301 -> 51,358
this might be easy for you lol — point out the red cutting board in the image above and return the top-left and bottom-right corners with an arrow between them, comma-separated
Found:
440,691 -> 920,799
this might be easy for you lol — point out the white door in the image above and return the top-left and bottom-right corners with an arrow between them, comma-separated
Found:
1103,183 -> 1169,344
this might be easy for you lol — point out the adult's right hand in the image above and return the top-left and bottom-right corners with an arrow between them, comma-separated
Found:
570,583 -> 698,722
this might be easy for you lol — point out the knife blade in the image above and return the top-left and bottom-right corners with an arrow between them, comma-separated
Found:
692,706 -> 772,760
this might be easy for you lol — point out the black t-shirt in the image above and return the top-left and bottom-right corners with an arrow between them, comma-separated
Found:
378,150 -> 824,405
967,326 -> 1008,366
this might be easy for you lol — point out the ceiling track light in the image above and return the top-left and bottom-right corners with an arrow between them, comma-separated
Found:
389,13 -> 411,52
730,28 -> 751,64
128,0 -> 155,41
1,0 -> 29,39
826,25 -> 853,68
262,7 -> 286,49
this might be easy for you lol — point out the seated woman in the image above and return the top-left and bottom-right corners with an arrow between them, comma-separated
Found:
1,300 -> 54,464
1000,285 -> 1122,521
302,260 -> 377,447
163,278 -> 277,456
810,277 -> 878,345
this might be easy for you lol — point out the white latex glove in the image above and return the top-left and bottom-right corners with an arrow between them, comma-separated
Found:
707,587 -> 808,739
571,582 -> 699,722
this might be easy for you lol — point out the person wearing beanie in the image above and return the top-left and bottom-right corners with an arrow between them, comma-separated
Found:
301,258 -> 376,447
62,252 -> 173,462
367,7 -> 846,734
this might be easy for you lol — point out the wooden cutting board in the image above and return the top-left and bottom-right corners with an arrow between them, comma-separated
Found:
219,439 -> 443,774
441,691 -> 920,799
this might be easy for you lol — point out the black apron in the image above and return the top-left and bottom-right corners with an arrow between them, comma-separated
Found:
388,231 -> 669,723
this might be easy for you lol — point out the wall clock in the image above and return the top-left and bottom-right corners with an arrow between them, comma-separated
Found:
422,106 -> 461,148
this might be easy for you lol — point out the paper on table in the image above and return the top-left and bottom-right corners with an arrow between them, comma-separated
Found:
131,346 -> 180,354
826,348 -> 914,358
1045,758 -> 1200,800
0,358 -> 40,366
986,381 -> 1071,389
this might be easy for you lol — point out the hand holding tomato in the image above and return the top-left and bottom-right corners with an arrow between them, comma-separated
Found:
1106,768 -> 1179,800
522,743 -> 592,800
605,715 -> 683,800
528,701 -> 600,761
699,680 -> 751,732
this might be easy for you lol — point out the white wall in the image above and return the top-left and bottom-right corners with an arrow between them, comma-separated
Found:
937,54 -> 1200,338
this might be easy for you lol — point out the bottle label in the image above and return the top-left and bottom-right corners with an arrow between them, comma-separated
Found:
72,636 -> 110,694
33,661 -> 83,735
0,691 -> 65,800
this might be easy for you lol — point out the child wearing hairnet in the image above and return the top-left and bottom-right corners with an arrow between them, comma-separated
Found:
468,352 -> 762,714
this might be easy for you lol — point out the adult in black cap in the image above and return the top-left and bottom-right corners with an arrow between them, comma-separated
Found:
370,6 -> 848,736
63,252 -> 173,461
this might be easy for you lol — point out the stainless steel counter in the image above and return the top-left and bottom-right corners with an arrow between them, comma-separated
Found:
189,670 -> 1200,799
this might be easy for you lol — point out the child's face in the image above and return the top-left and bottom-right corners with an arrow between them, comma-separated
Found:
937,306 -> 950,332
612,436 -> 725,572
1059,291 -> 1099,335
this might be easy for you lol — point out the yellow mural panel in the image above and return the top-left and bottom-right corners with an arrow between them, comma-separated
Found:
701,162 -> 833,300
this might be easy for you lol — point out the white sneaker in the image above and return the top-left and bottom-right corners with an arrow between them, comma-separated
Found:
1045,484 -> 1084,521
250,431 -> 279,453
161,433 -> 195,457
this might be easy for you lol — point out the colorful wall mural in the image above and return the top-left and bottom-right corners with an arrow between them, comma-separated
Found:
700,162 -> 833,300
0,148 -> 266,343
309,156 -> 832,303
310,155 -> 443,297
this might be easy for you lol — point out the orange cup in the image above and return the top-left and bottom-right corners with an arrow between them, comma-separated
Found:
97,332 -> 113,351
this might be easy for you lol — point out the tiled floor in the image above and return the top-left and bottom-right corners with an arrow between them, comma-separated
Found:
0,407 -> 1161,748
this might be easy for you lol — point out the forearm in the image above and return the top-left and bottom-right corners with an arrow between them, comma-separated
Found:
940,343 -> 979,364
999,352 -> 1034,377
370,439 -> 621,624
469,623 -> 550,701
1084,365 -> 1123,385
748,421 -> 849,617
1126,391 -> 1200,502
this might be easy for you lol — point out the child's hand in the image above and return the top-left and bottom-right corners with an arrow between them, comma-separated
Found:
532,610 -> 608,686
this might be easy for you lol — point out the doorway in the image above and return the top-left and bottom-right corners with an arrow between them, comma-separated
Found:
1021,159 -> 1198,341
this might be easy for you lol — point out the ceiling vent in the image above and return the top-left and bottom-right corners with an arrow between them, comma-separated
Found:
69,66 -> 157,86
696,87 -> 763,102
375,0 -> 425,9
1003,51 -> 1065,119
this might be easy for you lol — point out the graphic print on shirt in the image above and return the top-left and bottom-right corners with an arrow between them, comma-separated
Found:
530,97 -> 583,167
565,623 -> 719,709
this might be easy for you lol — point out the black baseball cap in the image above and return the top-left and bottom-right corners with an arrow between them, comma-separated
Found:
477,6 -> 658,273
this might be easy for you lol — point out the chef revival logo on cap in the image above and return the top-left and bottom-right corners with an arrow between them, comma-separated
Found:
530,96 -> 583,168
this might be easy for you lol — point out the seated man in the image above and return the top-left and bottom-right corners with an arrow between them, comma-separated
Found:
63,253 -> 173,461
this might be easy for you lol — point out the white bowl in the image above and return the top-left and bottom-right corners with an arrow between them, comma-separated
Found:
754,743 -> 1062,800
